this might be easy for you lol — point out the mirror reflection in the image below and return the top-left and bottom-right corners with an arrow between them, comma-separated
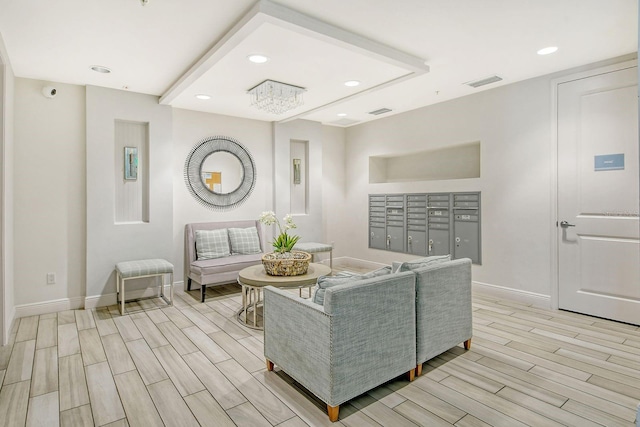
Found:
200,151 -> 244,194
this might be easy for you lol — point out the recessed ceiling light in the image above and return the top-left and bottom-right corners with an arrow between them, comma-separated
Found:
337,113 -> 347,117
537,46 -> 558,55
195,94 -> 211,100
90,65 -> 111,74
248,54 -> 270,64
344,80 -> 360,87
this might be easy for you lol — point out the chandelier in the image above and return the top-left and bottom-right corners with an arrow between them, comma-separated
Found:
247,80 -> 306,115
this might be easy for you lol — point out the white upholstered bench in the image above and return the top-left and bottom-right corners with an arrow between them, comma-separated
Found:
115,259 -> 174,315
294,242 -> 333,270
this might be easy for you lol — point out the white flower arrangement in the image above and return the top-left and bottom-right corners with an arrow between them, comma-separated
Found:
258,211 -> 300,253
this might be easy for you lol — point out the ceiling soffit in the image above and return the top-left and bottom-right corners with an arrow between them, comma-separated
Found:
160,0 -> 429,122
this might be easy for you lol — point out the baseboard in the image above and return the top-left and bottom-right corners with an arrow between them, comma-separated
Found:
333,256 -> 551,308
331,256 -> 387,270
85,284 -> 174,309
472,281 -> 551,309
3,305 -> 16,345
14,296 -> 84,319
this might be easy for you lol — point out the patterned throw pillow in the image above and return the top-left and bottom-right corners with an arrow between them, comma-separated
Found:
398,254 -> 451,272
312,272 -> 362,305
362,266 -> 392,278
311,267 -> 392,305
195,229 -> 230,260
228,227 -> 262,255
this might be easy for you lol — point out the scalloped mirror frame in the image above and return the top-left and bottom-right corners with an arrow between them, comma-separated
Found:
184,136 -> 257,210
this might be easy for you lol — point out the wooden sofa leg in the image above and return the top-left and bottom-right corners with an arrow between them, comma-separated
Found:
327,405 -> 339,422
266,359 -> 274,371
464,338 -> 472,350
407,369 -> 415,382
187,278 -> 191,291
416,363 -> 423,377
201,285 -> 206,303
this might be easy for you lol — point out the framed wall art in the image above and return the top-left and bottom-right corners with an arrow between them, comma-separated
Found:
124,147 -> 138,180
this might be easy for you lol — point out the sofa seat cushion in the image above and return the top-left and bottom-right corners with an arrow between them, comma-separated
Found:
191,253 -> 264,276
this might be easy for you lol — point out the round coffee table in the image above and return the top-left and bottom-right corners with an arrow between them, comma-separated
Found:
237,263 -> 331,329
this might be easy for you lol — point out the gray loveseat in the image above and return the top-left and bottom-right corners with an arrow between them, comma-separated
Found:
263,257 -> 472,422
184,220 -> 265,302
264,271 -> 418,422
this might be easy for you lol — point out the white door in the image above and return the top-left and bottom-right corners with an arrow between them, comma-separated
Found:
557,64 -> 640,326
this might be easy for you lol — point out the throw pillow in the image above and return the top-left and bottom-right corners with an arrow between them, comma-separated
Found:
312,272 -> 362,305
228,227 -> 262,255
362,266 -> 392,278
195,229 -> 230,260
398,254 -> 451,272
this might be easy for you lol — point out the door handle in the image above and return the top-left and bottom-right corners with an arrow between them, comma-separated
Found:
560,221 -> 576,228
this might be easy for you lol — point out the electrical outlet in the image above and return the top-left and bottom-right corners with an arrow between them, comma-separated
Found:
46,273 -> 56,285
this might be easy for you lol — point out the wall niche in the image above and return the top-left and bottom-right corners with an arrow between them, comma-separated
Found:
369,141 -> 480,183
114,120 -> 149,223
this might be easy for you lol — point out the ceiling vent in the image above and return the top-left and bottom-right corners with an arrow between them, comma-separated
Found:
368,108 -> 392,115
465,75 -> 503,88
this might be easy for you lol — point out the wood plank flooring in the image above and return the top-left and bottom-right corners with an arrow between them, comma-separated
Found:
0,280 -> 638,426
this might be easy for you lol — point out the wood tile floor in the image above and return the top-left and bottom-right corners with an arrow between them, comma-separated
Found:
0,282 -> 639,426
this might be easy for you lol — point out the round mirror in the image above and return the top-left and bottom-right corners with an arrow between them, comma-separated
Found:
200,151 -> 244,194
184,136 -> 256,211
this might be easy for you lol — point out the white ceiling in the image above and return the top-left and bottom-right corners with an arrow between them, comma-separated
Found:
0,0 -> 637,127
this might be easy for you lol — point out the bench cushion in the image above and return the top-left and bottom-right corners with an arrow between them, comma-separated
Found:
294,242 -> 332,253
116,259 -> 174,278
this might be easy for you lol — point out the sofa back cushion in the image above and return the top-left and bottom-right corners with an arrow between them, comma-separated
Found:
228,227 -> 262,255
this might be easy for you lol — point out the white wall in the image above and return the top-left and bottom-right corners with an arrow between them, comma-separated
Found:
13,78 -> 85,310
172,108 -> 273,284
0,34 -> 15,344
273,120 -> 324,243
86,86 -> 172,307
321,125 -> 347,254
343,56 -> 637,303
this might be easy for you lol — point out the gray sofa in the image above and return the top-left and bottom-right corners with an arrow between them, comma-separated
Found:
264,271 -> 418,422
263,257 -> 472,422
414,258 -> 473,375
184,220 -> 265,302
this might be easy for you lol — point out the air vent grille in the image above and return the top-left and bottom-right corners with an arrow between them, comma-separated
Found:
368,108 -> 392,115
465,75 -> 503,88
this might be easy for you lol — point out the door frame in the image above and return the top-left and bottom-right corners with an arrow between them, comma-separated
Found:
549,58 -> 638,311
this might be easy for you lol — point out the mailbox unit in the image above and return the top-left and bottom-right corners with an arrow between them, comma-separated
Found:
368,192 -> 481,264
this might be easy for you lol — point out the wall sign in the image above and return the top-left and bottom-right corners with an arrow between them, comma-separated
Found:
594,153 -> 624,171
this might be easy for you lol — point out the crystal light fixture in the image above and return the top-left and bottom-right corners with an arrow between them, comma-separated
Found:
247,80 -> 306,115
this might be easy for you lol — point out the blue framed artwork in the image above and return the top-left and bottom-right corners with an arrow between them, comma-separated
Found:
124,147 -> 138,180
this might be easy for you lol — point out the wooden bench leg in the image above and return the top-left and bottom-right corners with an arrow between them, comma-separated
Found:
327,405 -> 339,422
407,369 -> 415,382
266,359 -> 274,371
464,338 -> 472,350
416,363 -> 423,377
